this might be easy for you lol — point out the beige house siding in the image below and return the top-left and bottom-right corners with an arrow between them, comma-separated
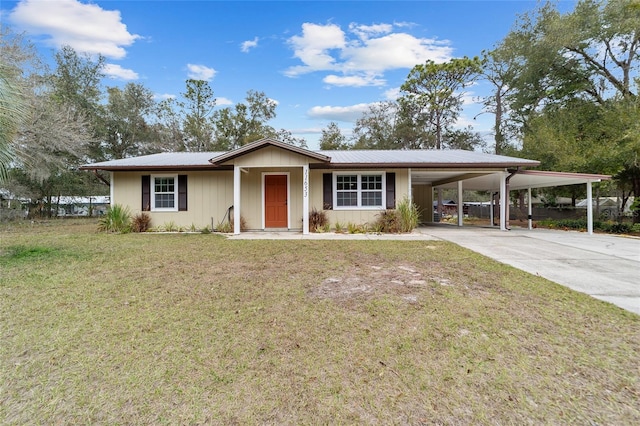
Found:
225,146 -> 324,168
309,169 -> 412,227
412,184 -> 434,223
238,167 -> 304,230
113,171 -> 233,230
111,165 -> 419,231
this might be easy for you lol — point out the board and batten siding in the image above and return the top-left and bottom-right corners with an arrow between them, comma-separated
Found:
112,171 -> 234,230
226,146 -> 320,168
238,167 -> 304,230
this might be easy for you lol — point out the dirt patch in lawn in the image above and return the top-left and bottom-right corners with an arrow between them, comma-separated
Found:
310,263 -> 454,304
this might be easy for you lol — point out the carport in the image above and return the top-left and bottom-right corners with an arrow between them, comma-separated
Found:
412,169 -> 611,234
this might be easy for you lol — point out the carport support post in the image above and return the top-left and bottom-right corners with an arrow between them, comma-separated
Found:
500,172 -> 507,231
457,180 -> 463,227
233,165 -> 241,235
489,193 -> 495,227
587,180 -> 593,235
302,164 -> 309,235
528,187 -> 533,230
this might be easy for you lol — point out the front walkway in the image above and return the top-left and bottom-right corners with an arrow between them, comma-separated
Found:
227,225 -> 640,315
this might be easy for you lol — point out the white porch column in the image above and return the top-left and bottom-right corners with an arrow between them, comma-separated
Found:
233,165 -> 241,235
586,180 -> 593,235
109,172 -> 114,207
302,164 -> 310,235
527,187 -> 533,230
457,180 -> 464,227
500,172 -> 507,231
407,168 -> 412,203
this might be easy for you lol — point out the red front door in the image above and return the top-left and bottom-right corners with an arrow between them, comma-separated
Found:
265,175 -> 288,228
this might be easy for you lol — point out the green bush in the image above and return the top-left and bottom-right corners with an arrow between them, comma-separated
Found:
600,222 -> 631,234
397,196 -> 420,232
98,204 -> 131,233
538,218 -> 636,234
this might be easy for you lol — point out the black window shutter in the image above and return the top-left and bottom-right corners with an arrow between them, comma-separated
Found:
178,175 -> 188,211
322,173 -> 333,210
386,172 -> 396,209
142,175 -> 150,211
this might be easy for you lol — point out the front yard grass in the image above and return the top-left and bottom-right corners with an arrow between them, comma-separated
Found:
1,220 -> 638,424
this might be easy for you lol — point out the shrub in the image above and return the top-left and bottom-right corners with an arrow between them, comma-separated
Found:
131,212 -> 151,233
216,215 -> 247,233
98,204 -> 131,233
397,196 -> 420,232
162,221 -> 179,232
601,222 -> 631,234
347,222 -> 367,234
309,208 -> 328,232
374,210 -> 402,233
334,221 -> 344,233
216,220 -> 232,233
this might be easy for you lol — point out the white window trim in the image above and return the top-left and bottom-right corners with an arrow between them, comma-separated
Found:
333,171 -> 386,210
151,174 -> 178,212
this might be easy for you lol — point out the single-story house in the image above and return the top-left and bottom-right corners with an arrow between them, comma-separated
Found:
80,138 -> 610,234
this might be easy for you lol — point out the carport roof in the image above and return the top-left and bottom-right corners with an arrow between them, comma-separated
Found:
431,169 -> 611,191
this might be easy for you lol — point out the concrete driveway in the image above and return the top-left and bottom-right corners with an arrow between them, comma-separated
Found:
419,225 -> 640,315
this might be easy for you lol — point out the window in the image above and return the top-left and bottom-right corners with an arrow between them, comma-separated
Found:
152,175 -> 177,211
142,175 -> 187,212
334,173 -> 385,209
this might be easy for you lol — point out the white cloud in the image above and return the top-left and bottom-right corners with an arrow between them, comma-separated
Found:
155,93 -> 176,101
9,0 -> 140,59
286,23 -> 346,75
215,97 -> 233,106
186,64 -> 216,81
307,103 -> 374,123
241,37 -> 259,53
348,22 -> 392,40
103,63 -> 138,80
342,33 -> 451,73
323,74 -> 385,87
285,21 -> 453,88
383,87 -> 401,101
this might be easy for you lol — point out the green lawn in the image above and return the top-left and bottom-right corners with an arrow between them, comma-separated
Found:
1,220 -> 638,424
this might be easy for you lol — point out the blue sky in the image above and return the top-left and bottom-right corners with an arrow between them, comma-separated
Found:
3,0 -> 577,150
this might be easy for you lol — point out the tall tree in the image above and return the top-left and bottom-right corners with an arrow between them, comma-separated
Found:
0,29 -> 34,182
212,90 -> 277,149
102,83 -> 157,159
319,122 -> 349,150
479,47 -> 521,154
501,0 -> 640,217
351,101 -> 400,149
50,45 -> 105,161
178,79 -> 216,152
400,57 -> 482,150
